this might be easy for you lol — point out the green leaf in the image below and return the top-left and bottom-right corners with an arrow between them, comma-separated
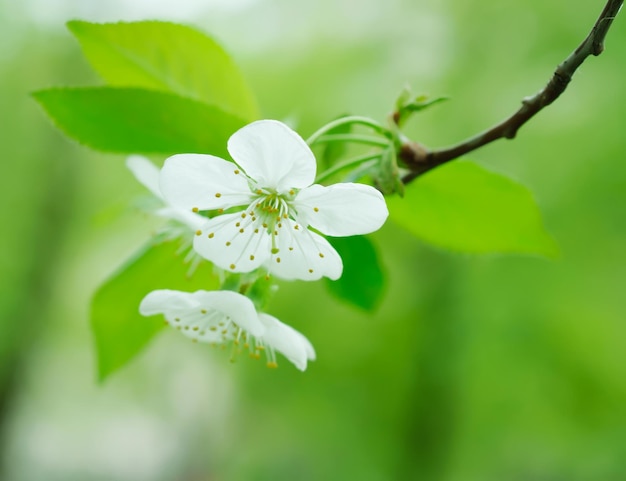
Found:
67,20 -> 259,121
91,240 -> 220,382
388,160 -> 558,256
33,87 -> 245,156
325,236 -> 386,311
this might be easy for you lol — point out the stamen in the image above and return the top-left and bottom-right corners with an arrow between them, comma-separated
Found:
309,269 -> 314,273
218,208 -> 224,214
236,222 -> 240,227
226,241 -> 231,246
195,230 -> 202,236
230,263 -> 236,269
234,169 -> 240,174
250,255 -> 255,261
239,228 -> 244,233
319,253 -> 324,258
241,213 -> 247,218
208,233 -> 214,238
313,207 -> 319,212
215,193 -> 222,198
192,207 -> 199,213
276,257 -> 281,263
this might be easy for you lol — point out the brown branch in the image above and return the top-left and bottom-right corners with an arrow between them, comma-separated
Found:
399,0 -> 623,184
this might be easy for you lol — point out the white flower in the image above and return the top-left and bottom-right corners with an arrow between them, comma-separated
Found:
159,120 -> 389,281
126,155 -> 206,232
139,289 -> 316,371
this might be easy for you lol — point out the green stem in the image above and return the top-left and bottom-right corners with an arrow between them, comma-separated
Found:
306,116 -> 389,145
315,152 -> 381,184
311,134 -> 389,148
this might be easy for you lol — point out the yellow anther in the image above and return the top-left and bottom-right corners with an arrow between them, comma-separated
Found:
241,213 -> 246,218
262,223 -> 268,228
234,339 -> 240,346
239,228 -> 244,233
195,230 -> 202,236
309,269 -> 314,273
230,263 -> 236,269
319,253 -> 325,258
192,339 -> 198,343
289,247 -> 294,251
276,216 -> 281,222
236,222 -> 240,227
254,228 -> 259,233
183,326 -> 189,330
294,225 -> 299,230
313,207 -> 319,212
192,207 -> 199,213
278,223 -> 282,228
226,241 -> 231,246
218,208 -> 224,214
276,257 -> 281,263
283,213 -> 288,219
219,322 -> 224,326
208,233 -> 214,238
174,318 -> 180,322
250,255 -> 255,261
163,320 -> 169,325
265,275 -> 270,280
243,343 -> 250,349
257,346 -> 265,351
274,230 -> 278,236
256,189 -> 263,194
215,193 -> 222,198
289,190 -> 295,196
209,326 -> 217,331
222,329 -> 228,335
234,169 -> 240,174
266,361 -> 278,369
201,309 -> 207,314
192,326 -> 199,331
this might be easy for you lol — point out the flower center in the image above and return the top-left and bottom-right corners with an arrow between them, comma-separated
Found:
168,310 -> 279,368
252,188 -> 297,253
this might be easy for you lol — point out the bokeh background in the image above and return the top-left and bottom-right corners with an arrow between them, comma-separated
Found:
1,0 -> 625,479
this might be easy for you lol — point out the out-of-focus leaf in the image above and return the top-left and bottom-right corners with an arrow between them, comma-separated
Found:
91,240 -> 220,382
325,236 -> 385,311
33,87 -> 245,156
388,160 -> 558,256
67,20 -> 259,121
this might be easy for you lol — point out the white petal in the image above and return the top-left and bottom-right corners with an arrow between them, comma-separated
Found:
227,120 -> 316,192
264,219 -> 343,281
126,155 -> 163,199
193,211 -> 272,273
140,289 -> 198,315
294,183 -> 389,236
156,207 -> 207,232
139,289 -> 264,338
160,153 -> 253,211
191,290 -> 264,337
258,313 -> 315,371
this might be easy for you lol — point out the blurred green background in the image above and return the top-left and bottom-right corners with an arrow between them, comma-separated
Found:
1,0 -> 625,479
